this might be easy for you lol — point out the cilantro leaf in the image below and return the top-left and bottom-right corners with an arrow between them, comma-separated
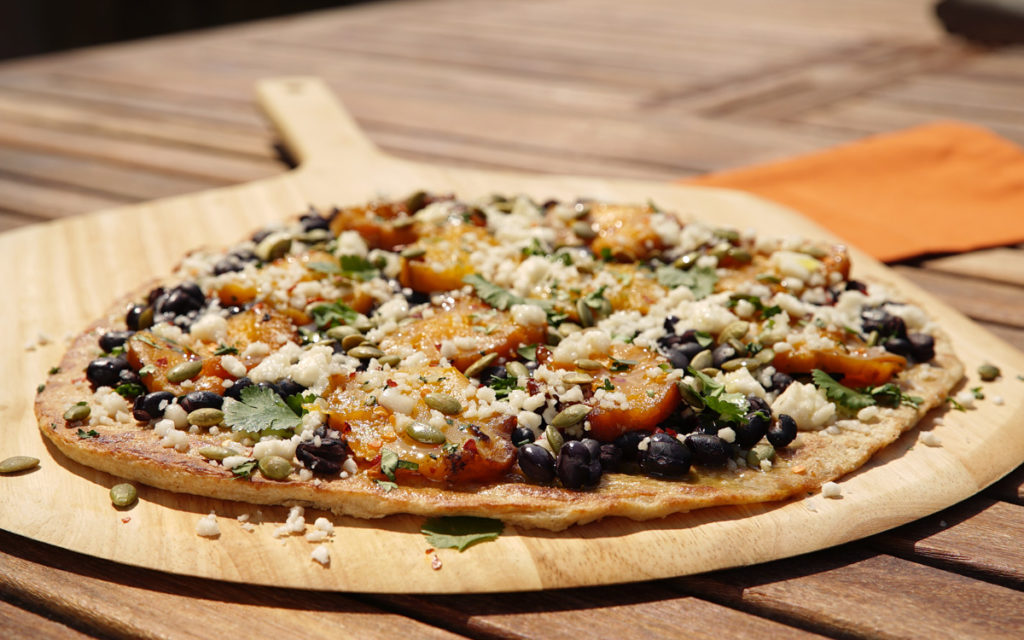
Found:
599,378 -> 614,391
339,254 -> 380,281
76,428 -> 99,439
213,344 -> 238,356
421,516 -> 503,552
307,261 -> 342,275
610,358 -> 638,372
867,383 -> 922,408
694,331 -> 714,348
463,274 -> 525,310
375,479 -> 398,493
686,367 -> 748,423
138,364 -> 157,377
656,266 -> 717,300
285,392 -> 318,416
223,385 -> 302,434
310,301 -> 359,329
380,448 -> 418,483
811,369 -> 875,411
231,460 -> 258,479
946,396 -> 967,411
115,382 -> 145,398
516,344 -> 537,361
487,374 -> 523,400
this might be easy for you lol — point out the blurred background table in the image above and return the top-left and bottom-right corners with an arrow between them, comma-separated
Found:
2,1 -> 1024,638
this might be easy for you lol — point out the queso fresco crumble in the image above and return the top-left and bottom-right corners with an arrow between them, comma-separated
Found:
71,192 -> 940,491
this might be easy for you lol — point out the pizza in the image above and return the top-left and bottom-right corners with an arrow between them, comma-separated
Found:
35,192 -> 963,530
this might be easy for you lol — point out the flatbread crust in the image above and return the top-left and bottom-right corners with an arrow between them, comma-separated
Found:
36,287 -> 963,530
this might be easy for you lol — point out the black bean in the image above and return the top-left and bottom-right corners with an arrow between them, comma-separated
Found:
295,444 -> 341,475
678,329 -> 701,344
683,433 -> 730,466
767,414 -> 798,448
223,377 -> 253,401
125,304 -> 150,331
518,443 -> 556,483
770,371 -> 795,393
639,433 -> 691,478
300,210 -> 331,231
511,427 -> 535,447
86,357 -> 131,388
882,315 -> 908,340
746,395 -> 772,419
599,443 -> 622,471
734,411 -> 770,449
179,391 -> 223,413
99,330 -> 134,352
845,280 -> 868,294
662,315 -> 679,333
212,255 -> 246,275
580,438 -> 602,460
667,341 -> 705,370
711,343 -> 738,368
251,228 -> 273,243
133,391 -> 175,422
556,440 -> 600,489
274,378 -> 306,399
614,430 -> 650,462
157,283 -> 205,316
909,333 -> 935,362
883,336 -> 914,358
860,306 -> 889,334
696,412 -> 721,435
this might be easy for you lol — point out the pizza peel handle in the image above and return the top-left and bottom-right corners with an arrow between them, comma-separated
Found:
256,77 -> 384,170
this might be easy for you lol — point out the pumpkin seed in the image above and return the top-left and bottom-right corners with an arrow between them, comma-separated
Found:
166,359 -> 203,383
747,443 -> 776,469
137,306 -> 154,330
298,228 -> 331,244
464,353 -> 499,379
258,455 -> 293,480
198,446 -> 233,461
424,392 -> 462,415
255,232 -> 292,261
677,381 -> 704,409
715,228 -> 740,242
505,361 -> 529,379
700,367 -> 720,377
754,347 -> 775,365
689,349 -> 712,371
407,421 -> 446,445
351,315 -> 373,332
545,328 -> 562,346
801,245 -> 828,259
727,338 -> 747,355
0,456 -> 39,474
720,358 -> 755,372
572,202 -> 592,218
400,246 -> 426,259
391,216 -> 415,229
544,425 -> 564,453
563,372 -> 594,385
341,333 -> 367,351
549,404 -> 591,429
378,354 -> 402,367
187,408 -> 224,427
674,252 -> 699,269
109,483 -> 137,507
727,247 -> 752,263
326,325 -> 360,341
347,345 -> 384,360
404,190 -> 428,213
978,363 -> 1001,381
719,321 -> 750,344
574,358 -> 603,371
576,299 -> 594,327
866,330 -> 879,347
571,221 -> 597,240
558,322 -> 582,337
63,403 -> 91,422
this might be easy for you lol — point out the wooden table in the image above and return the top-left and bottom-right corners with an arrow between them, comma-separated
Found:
2,1 -> 1023,637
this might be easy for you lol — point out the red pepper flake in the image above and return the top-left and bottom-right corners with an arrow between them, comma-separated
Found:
425,547 -> 434,554
121,517 -> 131,524
431,554 -> 442,571
462,439 -> 478,453
386,379 -> 397,388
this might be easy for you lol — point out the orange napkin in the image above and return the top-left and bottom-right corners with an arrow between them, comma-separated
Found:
684,122 -> 1024,262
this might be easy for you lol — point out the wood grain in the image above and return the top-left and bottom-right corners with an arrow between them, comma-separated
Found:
0,599 -> 94,640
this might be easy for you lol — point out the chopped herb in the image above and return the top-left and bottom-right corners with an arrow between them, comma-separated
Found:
867,383 -> 922,408
610,357 -> 638,372
646,389 -> 656,398
48,366 -> 60,375
488,374 -> 523,400
338,254 -> 380,281
223,385 -> 302,434
1017,374 -> 1024,382
380,448 -> 418,483
694,331 -> 714,348
134,335 -> 160,348
658,363 -> 672,371
106,346 -> 125,357
310,301 -> 359,329
762,305 -> 783,319
656,266 -> 717,300
970,386 -> 985,400
138,364 -> 157,377
646,198 -> 662,213
374,480 -> 398,493
463,274 -> 525,310
599,378 -> 614,391
231,460 -> 258,479
307,261 -> 342,275
521,238 -> 547,257
36,383 -> 45,393
746,342 -> 764,356
421,516 -> 503,552
76,428 -> 99,439
214,344 -> 238,356
687,367 -> 748,423
285,392 -> 318,416
946,396 -> 966,411
811,369 -> 875,411
442,442 -> 459,456
114,382 -> 145,398
755,273 -> 782,284
599,247 -> 613,261
517,344 -> 537,361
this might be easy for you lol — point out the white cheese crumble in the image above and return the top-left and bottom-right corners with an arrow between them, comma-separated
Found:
311,545 -> 330,565
771,382 -> 836,431
821,482 -> 842,499
190,313 -> 228,343
196,512 -> 220,537
920,431 -> 942,447
510,303 -> 547,326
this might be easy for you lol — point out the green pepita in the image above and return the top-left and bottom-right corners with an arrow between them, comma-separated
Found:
187,408 -> 224,427
166,359 -> 203,383
563,372 -> 594,385
198,446 -> 234,461
63,403 -> 91,422
0,456 -> 39,474
464,353 -> 499,379
137,306 -> 154,330
720,358 -> 755,372
400,246 -> 426,259
505,361 -> 529,379
689,349 -> 713,371
407,421 -> 446,445
391,216 -> 415,229
558,322 -> 582,337
341,333 -> 367,351
727,247 -> 752,263
378,354 -> 402,367
549,404 -> 591,429
747,443 -> 776,469
544,424 -> 564,453
545,328 -> 562,346
347,345 -> 384,360
677,381 -> 705,409
424,392 -> 462,415
109,483 -> 137,507
576,298 -> 594,327
801,245 -> 828,259
674,252 -> 699,269
571,221 -> 597,240
255,232 -> 292,261
326,325 -> 360,341
715,228 -> 740,242
719,321 -> 750,344
404,190 -> 429,213
978,363 -> 1001,381
258,455 -> 293,480
866,330 -> 879,348
700,367 -> 720,377
754,347 -> 775,365
574,358 -> 604,371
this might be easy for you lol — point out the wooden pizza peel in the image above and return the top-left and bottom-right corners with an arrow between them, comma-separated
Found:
0,77 -> 1021,592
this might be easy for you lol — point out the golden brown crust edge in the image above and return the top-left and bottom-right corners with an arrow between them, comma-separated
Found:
36,286 -> 964,531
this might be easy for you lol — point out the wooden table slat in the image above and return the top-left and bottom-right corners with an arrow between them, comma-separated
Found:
0,599 -> 96,640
